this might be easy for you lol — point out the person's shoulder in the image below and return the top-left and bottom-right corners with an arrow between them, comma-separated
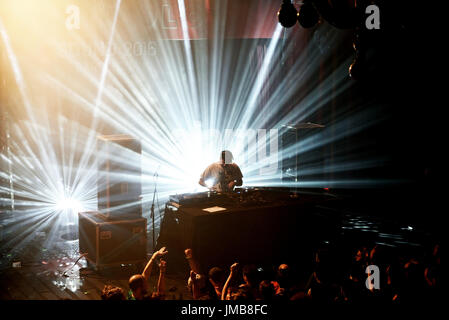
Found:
231,163 -> 243,175
230,163 -> 240,169
204,162 -> 219,170
202,162 -> 221,175
208,162 -> 222,169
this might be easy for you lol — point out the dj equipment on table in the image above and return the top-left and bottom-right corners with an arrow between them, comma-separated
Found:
167,187 -> 326,208
158,187 -> 338,273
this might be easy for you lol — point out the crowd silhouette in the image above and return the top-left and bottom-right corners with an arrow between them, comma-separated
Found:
100,242 -> 440,303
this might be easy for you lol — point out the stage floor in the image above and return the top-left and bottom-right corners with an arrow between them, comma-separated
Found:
0,255 -> 191,300
0,219 -> 191,300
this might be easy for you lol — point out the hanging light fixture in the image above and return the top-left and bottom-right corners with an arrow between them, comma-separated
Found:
298,0 -> 320,28
277,0 -> 298,28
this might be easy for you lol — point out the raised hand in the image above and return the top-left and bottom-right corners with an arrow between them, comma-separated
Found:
153,247 -> 168,259
185,248 -> 193,259
143,247 -> 168,280
230,262 -> 239,274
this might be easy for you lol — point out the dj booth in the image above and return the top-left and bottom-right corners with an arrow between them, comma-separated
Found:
157,187 -> 338,273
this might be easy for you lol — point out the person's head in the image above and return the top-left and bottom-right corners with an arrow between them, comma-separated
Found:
208,267 -> 225,288
101,285 -> 126,300
403,258 -> 424,285
277,263 -> 291,288
278,264 -> 289,277
242,264 -> 259,286
128,274 -> 148,300
370,245 -> 392,270
220,150 -> 233,165
314,248 -> 336,284
231,287 -> 250,300
425,265 -> 440,288
432,244 -> 440,265
353,246 -> 369,264
259,280 -> 275,301
315,247 -> 331,265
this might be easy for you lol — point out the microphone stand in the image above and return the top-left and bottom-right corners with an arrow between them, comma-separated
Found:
150,169 -> 159,252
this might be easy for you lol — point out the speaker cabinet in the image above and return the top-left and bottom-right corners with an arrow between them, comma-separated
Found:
79,211 -> 147,268
97,134 -> 142,220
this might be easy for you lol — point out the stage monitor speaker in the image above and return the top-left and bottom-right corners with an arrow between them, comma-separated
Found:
97,134 -> 142,220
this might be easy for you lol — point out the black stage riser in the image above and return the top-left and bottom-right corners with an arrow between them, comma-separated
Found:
157,192 -> 338,273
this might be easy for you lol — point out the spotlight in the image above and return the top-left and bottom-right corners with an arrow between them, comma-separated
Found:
298,1 -> 319,28
277,0 -> 298,28
56,198 -> 84,213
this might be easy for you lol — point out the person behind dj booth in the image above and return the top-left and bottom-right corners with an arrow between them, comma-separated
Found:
198,150 -> 243,192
